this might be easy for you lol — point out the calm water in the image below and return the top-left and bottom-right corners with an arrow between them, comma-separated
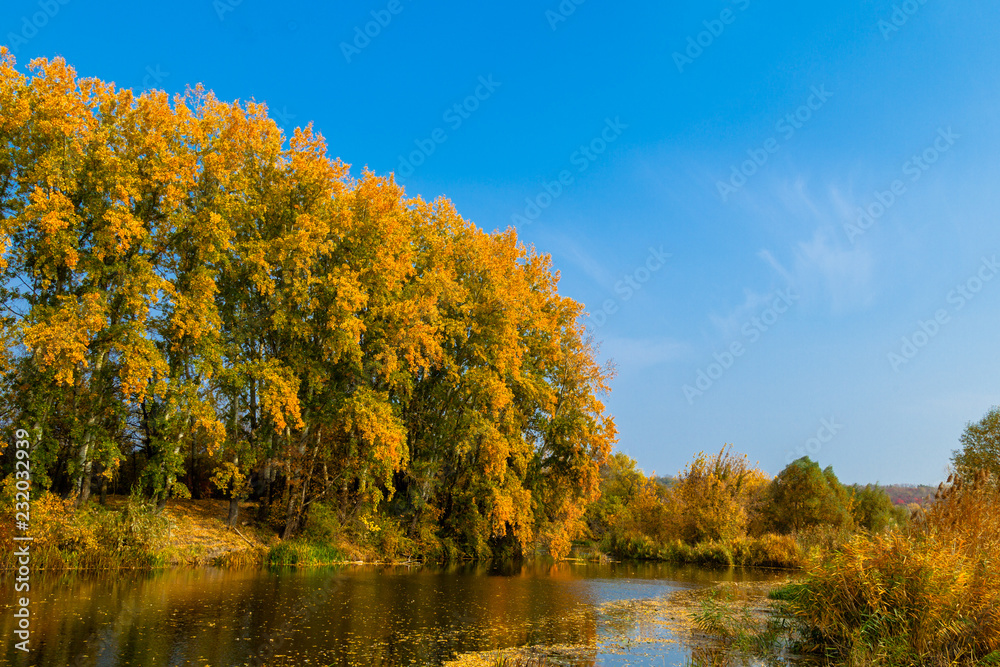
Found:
0,562 -> 788,667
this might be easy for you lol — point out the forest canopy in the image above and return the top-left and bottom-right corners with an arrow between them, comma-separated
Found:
0,51 -> 616,559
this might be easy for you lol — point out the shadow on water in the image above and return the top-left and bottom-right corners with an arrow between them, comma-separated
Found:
0,561 -> 794,667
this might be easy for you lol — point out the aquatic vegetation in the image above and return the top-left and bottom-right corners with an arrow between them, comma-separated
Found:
691,583 -> 794,658
446,575 -> 802,667
785,473 -> 1000,665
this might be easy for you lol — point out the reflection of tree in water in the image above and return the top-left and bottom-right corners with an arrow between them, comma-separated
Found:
6,564 -> 628,666
245,570 -> 346,667
239,564 -> 601,665
4,571 -> 158,667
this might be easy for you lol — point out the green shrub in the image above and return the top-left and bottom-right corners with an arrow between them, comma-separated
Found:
0,483 -> 167,570
302,501 -> 340,542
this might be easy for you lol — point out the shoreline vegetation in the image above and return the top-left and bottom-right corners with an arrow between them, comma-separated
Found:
2,55 -> 1000,666
0,443 -> 906,573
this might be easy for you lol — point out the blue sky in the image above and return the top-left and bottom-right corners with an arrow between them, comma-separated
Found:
5,0 -> 1000,484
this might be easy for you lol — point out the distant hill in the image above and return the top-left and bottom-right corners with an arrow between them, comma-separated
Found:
652,475 -> 678,490
651,474 -> 937,508
882,484 -> 937,507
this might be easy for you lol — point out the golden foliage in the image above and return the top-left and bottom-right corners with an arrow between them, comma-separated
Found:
0,53 -> 614,557
667,445 -> 770,544
789,473 -> 1000,664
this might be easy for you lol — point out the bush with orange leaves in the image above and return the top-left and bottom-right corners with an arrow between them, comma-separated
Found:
784,472 -> 1000,665
665,445 -> 771,544
0,478 -> 167,570
0,477 -> 74,569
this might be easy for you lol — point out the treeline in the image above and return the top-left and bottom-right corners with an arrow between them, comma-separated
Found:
585,446 -> 906,566
0,53 -> 616,559
882,484 -> 936,508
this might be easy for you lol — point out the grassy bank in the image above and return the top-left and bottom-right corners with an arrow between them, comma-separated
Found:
774,475 -> 1000,666
0,488 -> 433,571
0,487 -> 275,570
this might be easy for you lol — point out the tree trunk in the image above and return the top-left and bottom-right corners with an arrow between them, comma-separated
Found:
264,459 -> 273,505
227,452 -> 241,527
76,429 -> 94,507
227,497 -> 240,527
157,433 -> 184,512
282,483 -> 297,539
189,437 -> 198,499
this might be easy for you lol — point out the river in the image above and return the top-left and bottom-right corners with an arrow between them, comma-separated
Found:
1,562 -> 791,666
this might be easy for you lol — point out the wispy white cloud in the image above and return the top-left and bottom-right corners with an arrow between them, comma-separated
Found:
744,176 -> 878,315
545,233 -> 615,290
708,288 -> 775,338
602,336 -> 690,368
792,229 -> 875,314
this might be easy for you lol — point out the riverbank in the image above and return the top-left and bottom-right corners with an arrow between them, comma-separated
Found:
0,492 -> 277,570
0,491 -> 811,571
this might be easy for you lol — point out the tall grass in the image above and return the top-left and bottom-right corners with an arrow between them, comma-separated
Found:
692,586 -> 792,655
266,539 -> 346,567
785,473 -> 1000,665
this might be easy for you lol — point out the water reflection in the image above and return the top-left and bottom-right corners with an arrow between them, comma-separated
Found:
0,562 -> 787,667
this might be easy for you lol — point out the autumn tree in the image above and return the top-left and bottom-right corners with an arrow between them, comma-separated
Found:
0,51 -> 616,558
952,406 -> 1000,485
766,457 -> 853,533
848,484 -> 905,532
584,452 -> 669,556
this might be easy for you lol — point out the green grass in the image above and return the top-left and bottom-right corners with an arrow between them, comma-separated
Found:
266,538 -> 346,567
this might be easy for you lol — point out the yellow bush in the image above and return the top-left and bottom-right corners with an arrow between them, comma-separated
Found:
788,474 -> 1000,664
667,445 -> 770,544
0,478 -> 167,570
